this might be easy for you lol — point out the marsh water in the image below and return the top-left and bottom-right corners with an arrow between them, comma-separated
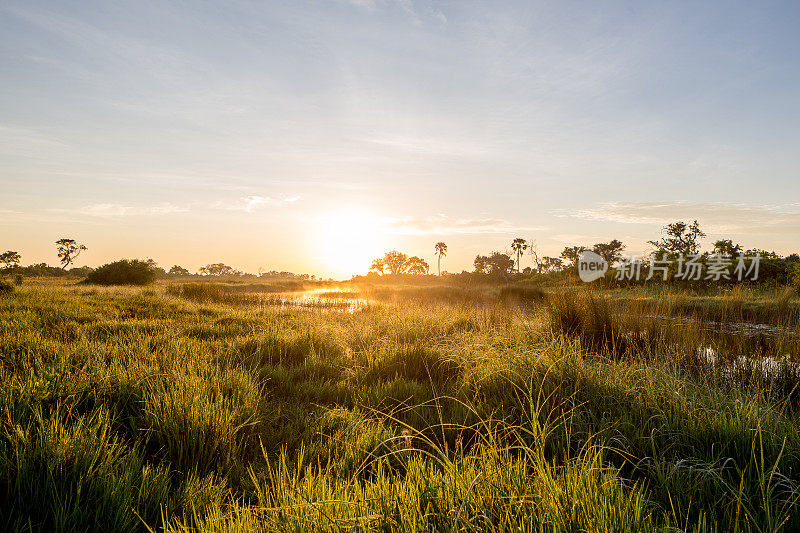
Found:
640,313 -> 798,338
634,313 -> 800,379
253,287 -> 371,313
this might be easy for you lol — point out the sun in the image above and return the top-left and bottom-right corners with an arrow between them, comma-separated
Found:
315,210 -> 385,277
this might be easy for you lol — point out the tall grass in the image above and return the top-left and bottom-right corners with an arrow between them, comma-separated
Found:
167,283 -> 363,311
547,285 -> 799,360
1,280 -> 800,531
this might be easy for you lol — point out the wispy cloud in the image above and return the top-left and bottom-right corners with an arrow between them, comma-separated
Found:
384,214 -> 544,235
79,203 -> 133,217
550,233 -> 595,244
235,195 -> 302,212
49,202 -> 191,218
395,0 -> 421,25
558,202 -> 800,235
347,0 -> 445,26
148,203 -> 191,215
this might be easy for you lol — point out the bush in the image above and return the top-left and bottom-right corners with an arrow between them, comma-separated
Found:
85,259 -> 156,286
13,274 -> 23,286
792,264 -> 800,289
0,280 -> 13,294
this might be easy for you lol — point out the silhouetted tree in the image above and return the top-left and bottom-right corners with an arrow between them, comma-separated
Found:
743,248 -> 781,259
474,255 -> 488,274
370,258 -> 385,275
144,258 -> 166,277
370,251 -> 430,275
434,242 -> 447,276
712,239 -> 742,256
593,240 -> 626,264
55,238 -> 87,269
540,256 -> 564,272
258,270 -> 310,280
489,252 -> 514,277
383,251 -> 409,275
560,246 -> 588,267
199,263 -> 239,276
406,256 -> 429,275
647,220 -> 705,257
474,252 -> 514,278
0,251 -> 21,271
527,241 -> 541,273
511,238 -> 527,273
16,263 -> 66,277
169,265 -> 190,275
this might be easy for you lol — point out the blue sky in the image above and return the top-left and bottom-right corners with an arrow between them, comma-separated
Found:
2,0 -> 799,276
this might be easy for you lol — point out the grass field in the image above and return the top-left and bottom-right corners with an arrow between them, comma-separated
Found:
1,279 -> 800,531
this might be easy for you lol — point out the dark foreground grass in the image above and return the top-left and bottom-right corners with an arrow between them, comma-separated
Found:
1,281 -> 799,531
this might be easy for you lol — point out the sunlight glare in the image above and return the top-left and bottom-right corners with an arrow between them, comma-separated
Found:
316,210 -> 385,277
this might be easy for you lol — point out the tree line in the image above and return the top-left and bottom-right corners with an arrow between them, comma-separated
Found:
3,221 -> 800,286
0,238 -> 316,282
364,220 -> 800,286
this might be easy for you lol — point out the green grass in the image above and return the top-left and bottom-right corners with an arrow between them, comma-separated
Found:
601,284 -> 800,326
1,280 -> 799,531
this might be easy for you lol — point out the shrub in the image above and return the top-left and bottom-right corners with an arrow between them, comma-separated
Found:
0,280 -> 13,294
792,264 -> 800,289
85,259 -> 157,286
13,274 -> 23,286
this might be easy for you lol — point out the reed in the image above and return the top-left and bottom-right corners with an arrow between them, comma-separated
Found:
1,280 -> 799,531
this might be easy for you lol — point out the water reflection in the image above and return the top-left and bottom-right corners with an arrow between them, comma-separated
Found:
254,287 -> 371,313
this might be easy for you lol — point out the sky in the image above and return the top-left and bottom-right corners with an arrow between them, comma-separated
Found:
1,0 -> 799,277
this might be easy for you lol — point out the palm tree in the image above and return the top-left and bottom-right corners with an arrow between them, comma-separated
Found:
511,238 -> 527,273
434,242 -> 447,276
